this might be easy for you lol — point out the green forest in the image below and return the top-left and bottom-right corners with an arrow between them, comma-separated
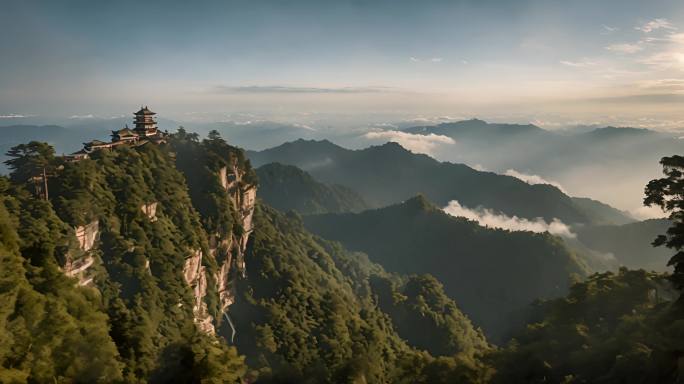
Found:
1,131 -> 684,383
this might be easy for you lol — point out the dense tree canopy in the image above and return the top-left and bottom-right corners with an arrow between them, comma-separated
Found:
645,155 -> 684,292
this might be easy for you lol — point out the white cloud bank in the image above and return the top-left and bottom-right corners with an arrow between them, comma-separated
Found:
363,130 -> 455,155
504,169 -> 566,192
443,200 -> 576,238
636,18 -> 676,33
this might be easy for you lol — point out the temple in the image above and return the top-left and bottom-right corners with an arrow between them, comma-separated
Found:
66,106 -> 167,161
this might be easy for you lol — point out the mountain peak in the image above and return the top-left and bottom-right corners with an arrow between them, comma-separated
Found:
402,194 -> 435,211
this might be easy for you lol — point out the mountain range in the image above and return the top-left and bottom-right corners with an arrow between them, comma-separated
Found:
248,139 -> 632,226
401,118 -> 684,214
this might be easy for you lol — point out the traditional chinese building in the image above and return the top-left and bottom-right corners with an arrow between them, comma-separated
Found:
133,106 -> 159,137
66,106 -> 167,161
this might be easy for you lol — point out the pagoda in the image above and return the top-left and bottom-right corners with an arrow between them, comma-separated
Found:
67,105 -> 167,161
133,106 -> 159,137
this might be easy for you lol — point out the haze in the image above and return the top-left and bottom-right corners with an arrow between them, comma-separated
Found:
2,0 -> 684,128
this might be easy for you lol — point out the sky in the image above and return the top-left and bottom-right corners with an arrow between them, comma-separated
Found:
2,0 -> 684,129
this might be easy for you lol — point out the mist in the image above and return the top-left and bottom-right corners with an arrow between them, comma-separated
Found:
443,200 -> 576,238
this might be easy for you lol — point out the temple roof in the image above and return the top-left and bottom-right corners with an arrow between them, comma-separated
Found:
84,140 -> 108,146
112,127 -> 137,136
134,106 -> 156,116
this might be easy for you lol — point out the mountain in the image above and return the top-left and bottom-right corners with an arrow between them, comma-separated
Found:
249,139 -> 622,226
230,203 -> 489,382
183,121 -> 318,151
571,197 -> 635,226
0,118 -> 180,174
303,195 -> 589,341
404,118 -> 550,143
575,219 -> 673,272
399,119 -> 684,214
1,132 -> 491,382
255,162 -> 369,214
1,136 -> 252,382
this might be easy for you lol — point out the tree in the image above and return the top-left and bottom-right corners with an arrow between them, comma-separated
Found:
207,130 -> 222,142
4,141 -> 57,183
644,155 -> 684,291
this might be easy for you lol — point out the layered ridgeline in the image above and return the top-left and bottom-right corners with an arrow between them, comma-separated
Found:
402,118 -> 684,181
248,139 -> 629,226
575,219 -> 673,272
255,162 -> 368,214
304,196 -> 589,341
1,132 -> 495,382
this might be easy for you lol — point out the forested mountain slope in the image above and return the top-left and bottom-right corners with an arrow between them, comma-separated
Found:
304,195 -> 589,341
256,162 -> 368,214
0,133 -> 492,382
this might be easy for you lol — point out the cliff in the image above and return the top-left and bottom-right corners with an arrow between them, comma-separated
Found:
15,132 -> 255,380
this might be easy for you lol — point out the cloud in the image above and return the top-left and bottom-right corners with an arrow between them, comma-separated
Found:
504,169 -> 566,192
605,43 -> 643,54
640,50 -> 684,71
560,59 -> 597,68
362,130 -> 455,155
443,200 -> 576,238
292,123 -> 316,131
602,24 -> 619,34
69,114 -> 96,119
638,32 -> 684,71
639,78 -> 684,92
409,57 -> 444,63
636,18 -> 676,33
214,85 -> 393,94
0,114 -> 28,119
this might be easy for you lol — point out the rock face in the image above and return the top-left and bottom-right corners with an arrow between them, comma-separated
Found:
140,202 -> 158,222
214,166 -> 257,314
185,163 -> 257,334
74,220 -> 99,252
66,220 -> 100,286
64,255 -> 95,286
183,249 -> 216,334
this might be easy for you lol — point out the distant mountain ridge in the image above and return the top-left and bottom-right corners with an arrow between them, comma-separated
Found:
397,118 -> 684,213
255,162 -> 369,214
248,139 -> 629,226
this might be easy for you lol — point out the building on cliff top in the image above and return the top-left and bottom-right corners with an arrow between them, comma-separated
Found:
66,106 -> 167,161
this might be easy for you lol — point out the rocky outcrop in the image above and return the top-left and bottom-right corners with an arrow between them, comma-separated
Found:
64,255 -> 95,286
65,220 -> 100,286
183,249 -> 215,334
140,202 -> 158,222
214,164 -> 257,314
184,161 -> 257,334
74,220 -> 99,251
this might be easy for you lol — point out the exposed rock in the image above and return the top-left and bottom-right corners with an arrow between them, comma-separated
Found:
183,249 -> 216,334
140,202 -> 158,222
184,163 -> 257,333
74,220 -> 99,251
219,165 -> 240,191
64,255 -> 95,286
214,184 -> 257,312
